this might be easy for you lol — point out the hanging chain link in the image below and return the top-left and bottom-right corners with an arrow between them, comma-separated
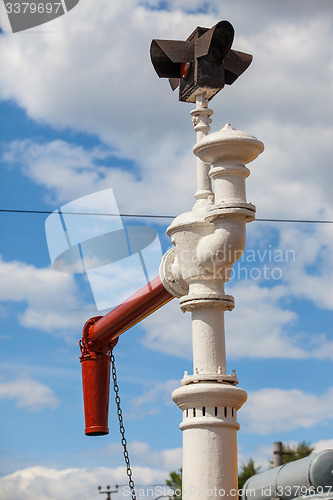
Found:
110,351 -> 136,500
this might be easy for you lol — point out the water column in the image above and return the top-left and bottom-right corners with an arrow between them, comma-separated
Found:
161,108 -> 264,499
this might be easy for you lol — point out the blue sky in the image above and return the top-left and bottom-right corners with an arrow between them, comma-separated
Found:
0,1 -> 333,499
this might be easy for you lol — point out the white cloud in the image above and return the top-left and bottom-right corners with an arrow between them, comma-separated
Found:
313,439 -> 333,453
0,256 -> 90,336
0,0 -> 332,222
277,224 -> 333,310
226,282 -> 304,359
0,463 -> 176,500
1,0 -> 331,143
1,137 -> 196,216
1,2 -> 332,344
0,1 -> 200,160
2,438 -> 332,500
141,274 -> 333,361
124,442 -> 182,472
0,1 -> 332,490
86,256 -> 155,312
129,378 -> 180,418
1,193 -> 330,359
92,441 -> 181,472
141,300 -> 192,358
1,140 -> 126,205
247,122 -> 333,222
241,387 -> 333,434
0,377 -> 59,410
3,218 -> 330,363
0,0 -> 332,353
142,282 -> 308,361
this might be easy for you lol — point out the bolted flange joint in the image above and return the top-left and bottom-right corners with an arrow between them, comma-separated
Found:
80,316 -> 119,360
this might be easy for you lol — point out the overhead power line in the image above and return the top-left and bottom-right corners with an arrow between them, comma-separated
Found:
0,208 -> 174,219
0,208 -> 332,224
255,218 -> 333,224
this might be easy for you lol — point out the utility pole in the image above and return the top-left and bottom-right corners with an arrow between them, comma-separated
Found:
273,441 -> 283,467
98,485 -> 118,500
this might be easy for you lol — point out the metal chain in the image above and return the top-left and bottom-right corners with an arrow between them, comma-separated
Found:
110,351 -> 136,500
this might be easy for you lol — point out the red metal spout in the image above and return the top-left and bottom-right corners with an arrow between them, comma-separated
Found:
80,276 -> 173,435
80,350 -> 111,436
88,276 -> 173,348
80,316 -> 117,436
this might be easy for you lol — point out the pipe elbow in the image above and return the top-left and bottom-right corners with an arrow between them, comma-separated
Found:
196,222 -> 246,281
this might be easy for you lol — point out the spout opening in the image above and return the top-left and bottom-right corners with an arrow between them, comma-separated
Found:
85,426 -> 109,436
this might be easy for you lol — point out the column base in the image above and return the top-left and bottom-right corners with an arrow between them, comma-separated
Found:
173,382 -> 247,500
172,381 -> 247,413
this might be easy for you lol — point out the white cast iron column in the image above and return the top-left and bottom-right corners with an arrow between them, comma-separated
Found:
160,99 -> 264,500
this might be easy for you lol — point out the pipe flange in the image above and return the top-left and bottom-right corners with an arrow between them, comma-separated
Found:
208,201 -> 256,212
80,315 -> 118,357
179,293 -> 235,311
159,248 -> 189,298
205,204 -> 256,223
182,372 -> 239,386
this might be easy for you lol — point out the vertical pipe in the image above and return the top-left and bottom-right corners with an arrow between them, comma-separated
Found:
81,350 -> 110,436
191,92 -> 214,201
170,122 -> 263,500
191,306 -> 227,375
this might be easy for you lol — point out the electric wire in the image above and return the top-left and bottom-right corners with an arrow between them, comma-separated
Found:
0,208 -> 332,224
